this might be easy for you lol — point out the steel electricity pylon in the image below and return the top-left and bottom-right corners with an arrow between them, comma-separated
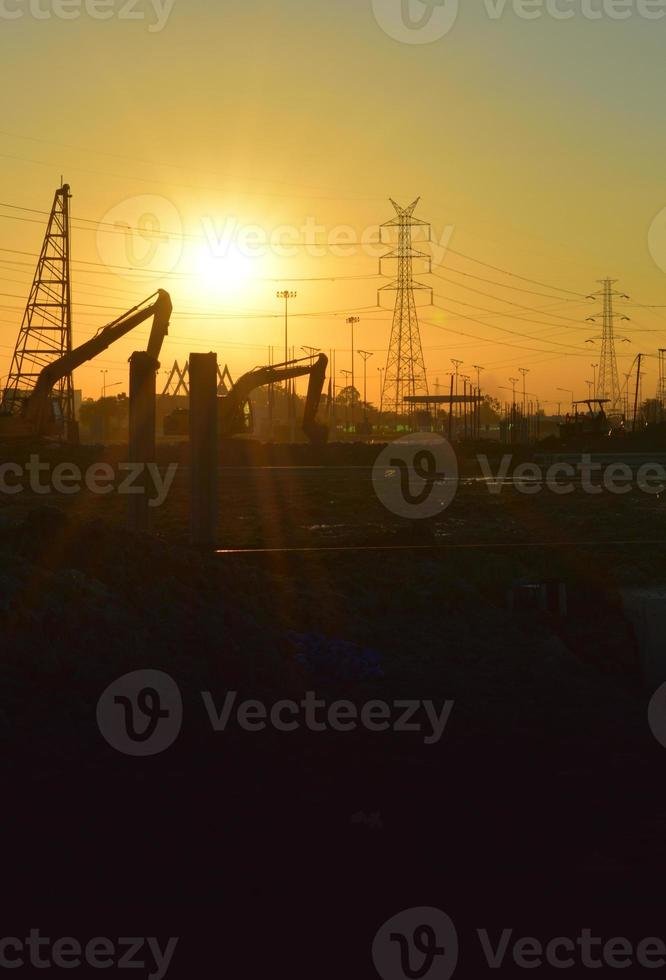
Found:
585,278 -> 630,410
3,183 -> 74,427
378,198 -> 432,420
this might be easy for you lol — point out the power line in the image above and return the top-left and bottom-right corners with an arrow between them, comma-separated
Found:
430,260 -> 584,302
443,246 -> 587,298
430,269 -> 588,326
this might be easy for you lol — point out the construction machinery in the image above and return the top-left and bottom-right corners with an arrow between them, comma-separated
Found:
164,353 -> 329,444
0,290 -> 172,441
558,399 -> 617,447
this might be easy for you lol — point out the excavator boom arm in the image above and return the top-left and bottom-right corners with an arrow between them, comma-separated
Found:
23,290 -> 172,430
219,353 -> 329,444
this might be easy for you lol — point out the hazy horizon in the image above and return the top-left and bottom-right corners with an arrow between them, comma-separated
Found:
2,0 -> 666,406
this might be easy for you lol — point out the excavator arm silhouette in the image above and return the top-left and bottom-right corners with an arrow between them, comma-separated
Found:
1,290 -> 172,439
164,352 -> 329,444
220,353 -> 329,444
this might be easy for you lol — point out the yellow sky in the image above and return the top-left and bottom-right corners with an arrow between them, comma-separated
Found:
2,0 -> 666,408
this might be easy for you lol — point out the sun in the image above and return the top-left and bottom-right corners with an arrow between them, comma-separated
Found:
188,242 -> 255,299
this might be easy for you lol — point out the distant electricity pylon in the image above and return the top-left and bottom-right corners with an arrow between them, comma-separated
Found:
585,278 -> 630,410
3,184 -> 74,426
161,359 -> 234,397
378,198 -> 432,418
162,360 -> 190,396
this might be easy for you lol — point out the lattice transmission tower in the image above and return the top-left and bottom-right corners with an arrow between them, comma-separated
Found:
3,184 -> 74,425
585,278 -> 630,410
379,198 -> 432,419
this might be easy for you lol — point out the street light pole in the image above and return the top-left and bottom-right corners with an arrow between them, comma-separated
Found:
346,316 -> 360,432
509,377 -> 519,406
341,369 -> 352,434
461,375 -> 471,440
358,350 -> 373,430
509,377 -> 519,445
557,388 -> 574,413
519,367 -> 529,415
472,365 -> 484,441
302,346 -> 319,363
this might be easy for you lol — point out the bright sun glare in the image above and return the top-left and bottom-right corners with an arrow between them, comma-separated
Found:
189,243 -> 255,299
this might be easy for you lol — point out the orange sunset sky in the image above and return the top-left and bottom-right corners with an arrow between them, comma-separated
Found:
2,0 -> 666,407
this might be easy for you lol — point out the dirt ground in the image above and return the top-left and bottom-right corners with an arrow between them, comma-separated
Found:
1,441 -> 665,966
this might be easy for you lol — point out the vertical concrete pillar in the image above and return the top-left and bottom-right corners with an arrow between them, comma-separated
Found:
128,352 -> 157,533
189,352 -> 218,548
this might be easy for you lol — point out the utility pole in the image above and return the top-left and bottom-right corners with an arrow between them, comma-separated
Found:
377,367 -> 384,415
591,363 -> 599,400
461,375 -> 471,440
268,346 -> 274,439
451,359 -> 463,423
448,373 -> 455,441
358,350 -> 373,429
518,368 -> 529,444
346,316 -> 360,431
472,366 -> 484,440
633,354 -> 644,432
